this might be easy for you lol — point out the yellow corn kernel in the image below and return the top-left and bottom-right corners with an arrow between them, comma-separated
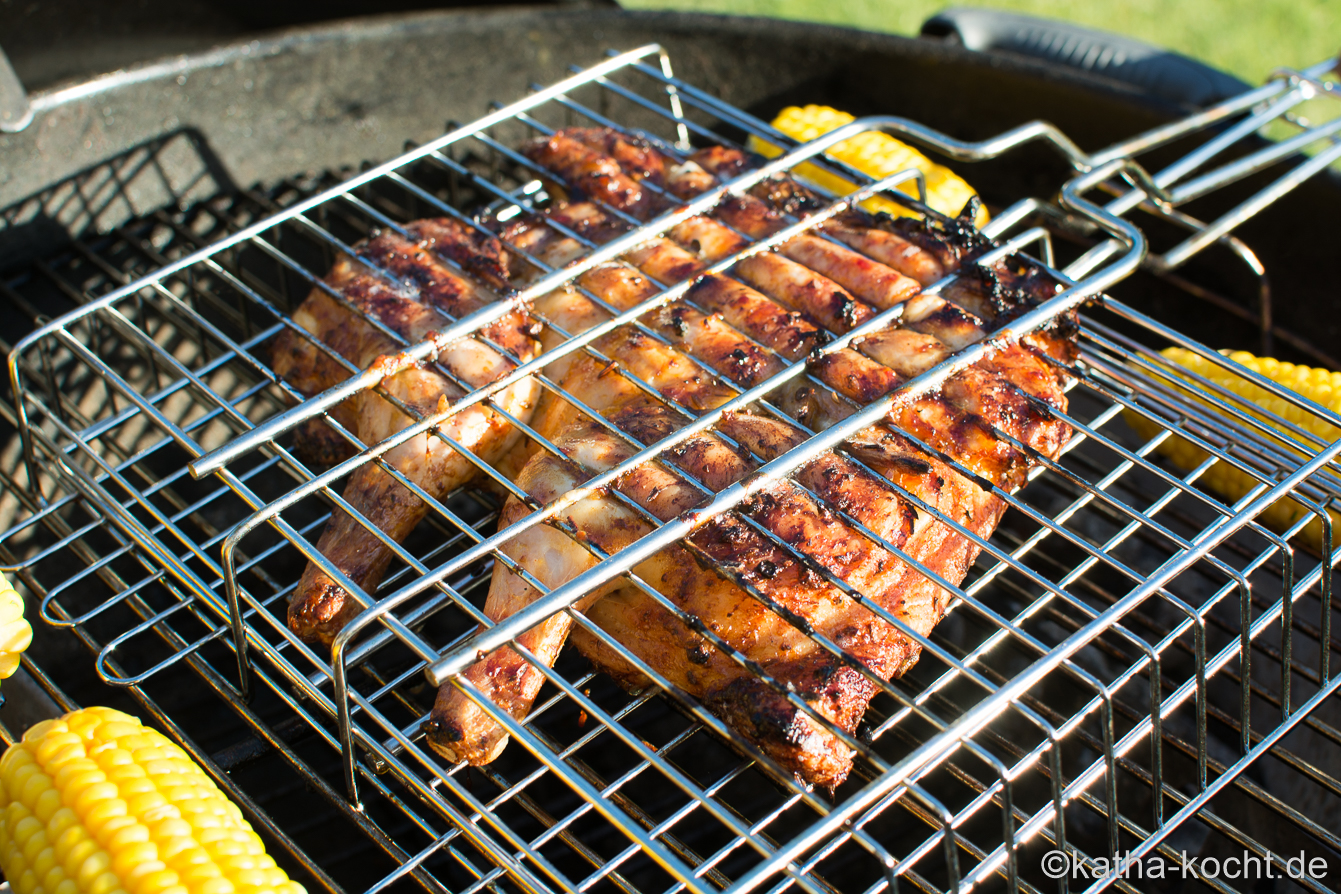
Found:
0,708 -> 306,894
1124,347 -> 1341,544
748,104 -> 989,225
0,575 -> 31,682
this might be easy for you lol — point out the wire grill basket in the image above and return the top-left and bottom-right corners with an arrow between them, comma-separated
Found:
2,43 -> 1341,894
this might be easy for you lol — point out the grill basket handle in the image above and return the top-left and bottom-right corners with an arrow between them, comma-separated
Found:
921,6 -> 1250,107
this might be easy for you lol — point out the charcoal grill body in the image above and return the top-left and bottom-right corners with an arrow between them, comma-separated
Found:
4,9 -> 1337,355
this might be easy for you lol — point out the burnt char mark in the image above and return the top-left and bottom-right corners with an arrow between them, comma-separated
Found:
693,152 -> 1068,328
734,253 -> 875,336
661,305 -> 692,339
605,405 -> 755,496
690,145 -> 753,179
670,437 -> 757,494
685,275 -> 826,361
963,349 -> 1074,463
478,308 -> 541,364
548,201 -> 633,245
857,201 -> 1071,324
694,510 -> 812,591
888,452 -> 933,477
849,198 -> 991,274
824,279 -> 867,331
896,391 -> 1031,490
944,367 -> 1041,438
357,231 -> 486,319
876,214 -> 965,270
715,193 -> 786,237
996,260 -> 1065,305
651,301 -> 775,387
588,322 -> 742,413
811,350 -> 901,404
523,132 -> 660,219
885,196 -> 993,268
354,233 -> 536,363
742,478 -> 908,600
944,262 -> 1053,321
750,175 -> 830,217
665,318 -> 775,387
407,218 -> 512,291
1025,311 -> 1081,365
798,455 -> 916,552
844,426 -> 943,488
563,127 -> 671,186
292,417 -> 358,469
719,344 -> 773,387
704,661 -> 882,790
423,638 -> 553,766
288,565 -> 363,647
336,272 -> 441,344
609,403 -> 682,448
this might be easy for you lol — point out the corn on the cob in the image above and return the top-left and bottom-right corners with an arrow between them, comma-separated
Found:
748,104 -> 989,225
1125,347 -> 1341,544
0,575 -> 32,682
0,707 -> 306,894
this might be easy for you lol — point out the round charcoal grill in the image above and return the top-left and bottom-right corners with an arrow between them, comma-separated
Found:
0,7 -> 1339,894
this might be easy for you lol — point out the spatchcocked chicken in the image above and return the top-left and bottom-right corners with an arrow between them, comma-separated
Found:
276,127 -> 1076,790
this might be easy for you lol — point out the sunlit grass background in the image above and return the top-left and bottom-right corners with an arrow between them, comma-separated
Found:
618,0 -> 1337,85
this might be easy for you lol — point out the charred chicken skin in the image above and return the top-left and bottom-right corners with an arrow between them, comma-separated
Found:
421,128 -> 1078,789
274,219 -> 541,645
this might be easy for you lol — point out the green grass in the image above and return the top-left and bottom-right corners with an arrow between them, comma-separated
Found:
618,0 -> 1337,85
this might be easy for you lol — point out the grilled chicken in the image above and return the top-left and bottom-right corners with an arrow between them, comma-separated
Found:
423,128 -> 1078,788
274,219 -> 541,645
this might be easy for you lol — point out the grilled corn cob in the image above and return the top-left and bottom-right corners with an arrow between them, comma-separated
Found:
1126,347 -> 1341,543
0,707 -> 306,894
0,575 -> 31,681
748,104 -> 989,225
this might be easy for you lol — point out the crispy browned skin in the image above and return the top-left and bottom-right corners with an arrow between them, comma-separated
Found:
508,199 -> 858,440
274,219 -> 541,645
521,147 -> 923,435
568,415 -> 1009,785
431,334 -> 1069,783
524,131 -> 666,221
426,130 -> 1078,788
425,405 -> 757,765
499,182 -> 800,433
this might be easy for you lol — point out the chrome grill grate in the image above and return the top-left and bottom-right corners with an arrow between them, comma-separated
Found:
1,44 -> 1340,894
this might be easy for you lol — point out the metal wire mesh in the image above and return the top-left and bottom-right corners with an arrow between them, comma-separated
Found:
2,43 -> 1340,894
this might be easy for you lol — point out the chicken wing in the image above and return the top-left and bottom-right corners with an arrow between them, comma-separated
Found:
275,219 -> 541,645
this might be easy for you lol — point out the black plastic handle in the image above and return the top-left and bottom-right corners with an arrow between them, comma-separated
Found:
921,6 -> 1250,108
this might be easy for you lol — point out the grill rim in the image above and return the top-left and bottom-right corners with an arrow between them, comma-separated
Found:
0,6 -> 1227,267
